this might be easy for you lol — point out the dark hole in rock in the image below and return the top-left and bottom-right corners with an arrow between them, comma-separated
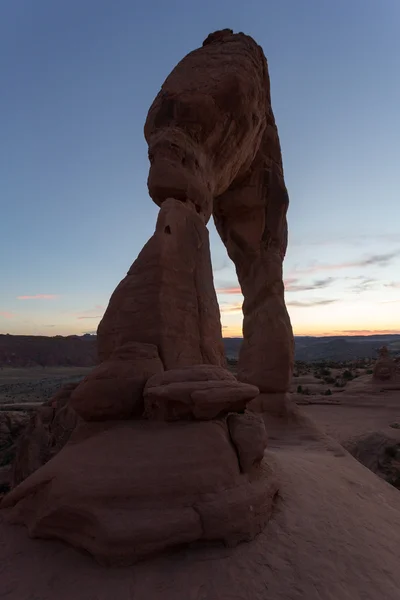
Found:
164,225 -> 171,234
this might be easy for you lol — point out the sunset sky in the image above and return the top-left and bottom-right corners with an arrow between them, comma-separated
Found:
1,0 -> 400,337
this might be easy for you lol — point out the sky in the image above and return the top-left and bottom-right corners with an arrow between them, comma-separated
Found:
1,0 -> 400,337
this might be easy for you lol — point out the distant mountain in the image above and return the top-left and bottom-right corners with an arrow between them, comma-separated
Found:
0,333 -> 399,367
224,335 -> 400,362
0,334 -> 97,368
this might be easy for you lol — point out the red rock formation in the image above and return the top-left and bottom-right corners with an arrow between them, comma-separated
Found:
98,199 -> 225,369
2,418 -> 275,566
11,383 -> 80,487
373,346 -> 396,382
227,412 -> 268,473
1,29 -> 289,566
145,29 -> 293,393
70,342 -> 163,421
144,365 -> 259,420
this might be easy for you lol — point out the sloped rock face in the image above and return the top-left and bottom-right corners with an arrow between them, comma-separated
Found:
145,29 -> 293,393
70,342 -> 164,421
97,199 -> 225,370
0,412 -> 30,493
11,383 -> 80,488
344,431 -> 400,490
2,419 -> 278,566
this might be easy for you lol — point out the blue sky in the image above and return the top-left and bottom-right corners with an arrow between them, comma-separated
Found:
1,0 -> 400,336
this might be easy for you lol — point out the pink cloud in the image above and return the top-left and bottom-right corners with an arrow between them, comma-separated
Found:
220,302 -> 243,314
216,287 -> 242,295
336,329 -> 400,335
289,251 -> 400,277
0,311 -> 13,319
217,280 -> 296,294
77,315 -> 103,320
17,294 -> 59,300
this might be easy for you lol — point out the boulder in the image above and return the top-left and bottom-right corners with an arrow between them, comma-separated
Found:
70,342 -> 164,421
144,365 -> 259,420
227,412 -> 268,472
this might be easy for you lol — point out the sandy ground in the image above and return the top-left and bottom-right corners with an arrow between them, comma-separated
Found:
0,367 -> 92,405
0,372 -> 399,598
1,404 -> 400,599
303,403 -> 400,442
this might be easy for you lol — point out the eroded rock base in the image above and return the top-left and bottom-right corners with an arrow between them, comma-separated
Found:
2,419 -> 278,566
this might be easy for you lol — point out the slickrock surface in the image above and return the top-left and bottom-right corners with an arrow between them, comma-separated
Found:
1,411 -> 400,599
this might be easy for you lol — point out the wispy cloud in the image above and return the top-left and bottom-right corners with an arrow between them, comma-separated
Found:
0,311 -> 14,319
349,277 -> 379,294
216,286 -> 242,295
217,277 -> 336,295
75,305 -> 105,320
220,302 -> 242,314
385,281 -> 400,289
290,234 -> 400,248
337,329 -> 400,335
213,259 -> 230,272
77,315 -> 103,320
287,299 -> 337,308
290,251 -> 400,276
285,277 -> 335,292
17,294 -> 59,300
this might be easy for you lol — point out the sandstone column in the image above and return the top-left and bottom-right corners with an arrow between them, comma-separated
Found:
97,198 -> 226,370
213,131 -> 294,393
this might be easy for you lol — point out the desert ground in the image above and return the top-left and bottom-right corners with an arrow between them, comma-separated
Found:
0,362 -> 399,599
1,395 -> 400,599
0,366 -> 93,407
